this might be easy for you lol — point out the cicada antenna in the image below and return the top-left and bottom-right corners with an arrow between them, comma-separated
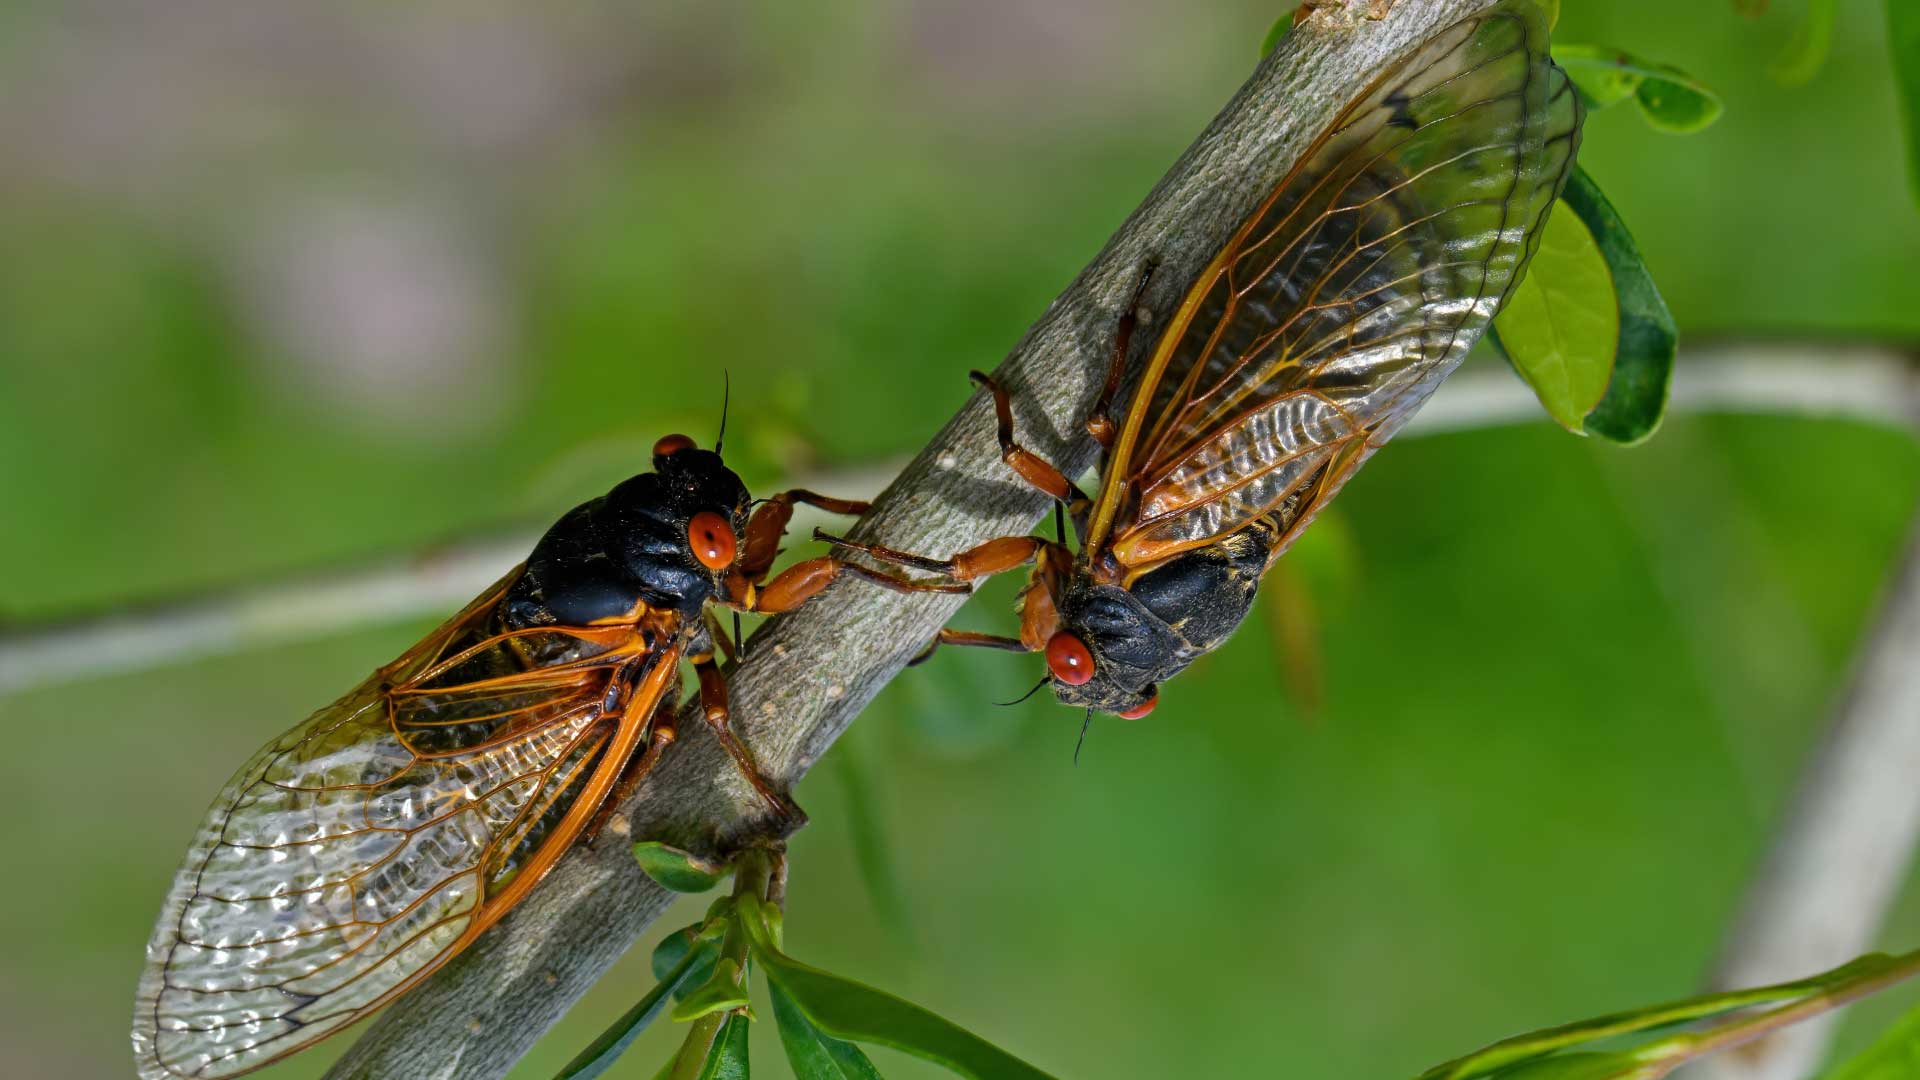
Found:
715,370 -> 731,455
995,675 -> 1050,708
1073,708 -> 1094,765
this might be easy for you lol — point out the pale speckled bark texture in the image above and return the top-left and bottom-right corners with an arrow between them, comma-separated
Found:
322,4 -> 1509,1077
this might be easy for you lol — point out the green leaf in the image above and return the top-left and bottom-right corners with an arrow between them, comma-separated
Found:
1420,954 -> 1906,1080
1559,166 -> 1676,445
554,934 -> 720,1080
771,978 -> 886,1080
1892,0 -> 1920,210
653,924 -> 724,1002
1551,46 -> 1724,132
1487,1052 -> 1653,1079
738,895 -> 1055,1080
1491,201 -> 1620,434
1822,998 -> 1920,1079
673,958 -> 754,1022
1770,0 -> 1838,86
696,1012 -> 752,1080
1633,63 -> 1725,133
1538,0 -> 1559,32
634,841 -> 731,893
1259,14 -> 1292,59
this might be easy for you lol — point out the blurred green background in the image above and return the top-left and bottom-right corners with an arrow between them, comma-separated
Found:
3,0 -> 1919,1077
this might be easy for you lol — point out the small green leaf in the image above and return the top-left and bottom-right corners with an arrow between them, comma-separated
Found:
634,842 -> 732,893
1551,46 -> 1723,132
673,958 -> 753,1022
1892,0 -> 1920,210
653,924 -> 724,1002
555,934 -> 720,1080
1552,45 -> 1648,109
1770,0 -> 1838,87
1560,166 -> 1676,445
1822,998 -> 1920,1079
771,978 -> 886,1080
1488,1052 -> 1654,1079
1633,64 -> 1724,133
738,895 -> 1055,1080
696,1012 -> 752,1080
1492,202 -> 1620,434
1259,14 -> 1292,59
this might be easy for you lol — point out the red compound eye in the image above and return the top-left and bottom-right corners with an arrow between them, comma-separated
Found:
1044,632 -> 1095,686
653,433 -> 696,458
687,511 -> 736,570
1117,690 -> 1158,720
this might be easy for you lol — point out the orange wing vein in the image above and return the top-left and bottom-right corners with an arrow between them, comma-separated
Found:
132,573 -> 678,1079
1089,0 -> 1581,574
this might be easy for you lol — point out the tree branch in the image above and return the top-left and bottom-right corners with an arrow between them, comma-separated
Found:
318,4 -> 1522,1077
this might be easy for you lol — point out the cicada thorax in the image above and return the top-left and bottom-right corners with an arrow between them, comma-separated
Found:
505,447 -> 753,630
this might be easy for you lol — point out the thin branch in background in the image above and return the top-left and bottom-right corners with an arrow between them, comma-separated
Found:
3,345 -> 1910,697
1700,515 -> 1920,1080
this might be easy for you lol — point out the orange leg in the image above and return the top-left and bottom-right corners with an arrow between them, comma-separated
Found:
585,697 -> 680,847
693,651 -> 800,820
907,628 -> 1032,667
968,370 -> 1085,504
748,553 -> 969,614
1086,262 -> 1157,447
740,489 -> 872,582
812,529 -> 1058,585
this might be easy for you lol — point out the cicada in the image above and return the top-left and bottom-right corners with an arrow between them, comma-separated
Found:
826,1 -> 1582,721
130,432 -> 937,1079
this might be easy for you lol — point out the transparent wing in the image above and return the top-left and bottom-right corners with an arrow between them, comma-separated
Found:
1097,0 -> 1580,572
132,578 -> 674,1079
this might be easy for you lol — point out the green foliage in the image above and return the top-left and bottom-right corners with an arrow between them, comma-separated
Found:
739,891 -> 1056,1080
633,842 -> 733,894
1492,203 -> 1619,433
1552,45 -> 1724,132
1486,1053 -> 1651,1080
696,1013 -> 752,1080
1892,0 -> 1920,210
1422,951 -> 1920,1080
555,931 -> 721,1080
1770,0 -> 1839,86
770,979 -> 887,1080
564,848 -> 1053,1080
1823,998 -> 1920,1078
1560,167 -> 1676,445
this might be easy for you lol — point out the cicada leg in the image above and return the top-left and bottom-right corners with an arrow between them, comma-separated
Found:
907,629 -> 1031,667
692,650 -> 803,821
584,697 -> 680,848
968,369 -> 1087,505
811,529 -> 1059,586
739,489 -> 872,583
1086,261 -> 1157,448
742,553 -> 971,614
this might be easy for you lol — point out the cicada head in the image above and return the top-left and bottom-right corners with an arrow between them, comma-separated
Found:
1045,582 -> 1183,719
607,433 -> 753,607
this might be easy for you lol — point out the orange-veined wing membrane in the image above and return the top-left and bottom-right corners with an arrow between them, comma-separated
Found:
1096,1 -> 1580,574
132,574 -> 677,1079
